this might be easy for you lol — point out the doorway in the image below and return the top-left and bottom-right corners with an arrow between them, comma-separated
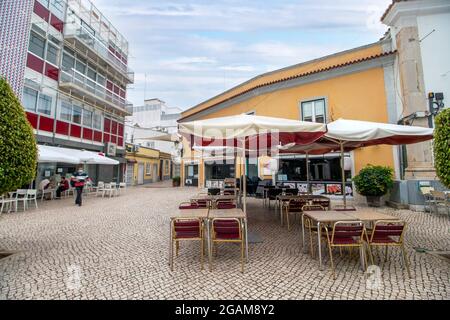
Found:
137,163 -> 144,185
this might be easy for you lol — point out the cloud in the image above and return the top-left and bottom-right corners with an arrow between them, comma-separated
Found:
92,0 -> 392,109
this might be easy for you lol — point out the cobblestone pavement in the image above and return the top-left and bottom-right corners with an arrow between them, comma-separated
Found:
0,186 -> 449,300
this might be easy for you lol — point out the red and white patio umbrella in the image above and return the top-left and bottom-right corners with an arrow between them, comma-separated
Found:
179,114 -> 327,214
280,119 -> 434,207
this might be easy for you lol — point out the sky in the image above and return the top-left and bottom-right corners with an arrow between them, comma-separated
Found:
92,0 -> 392,111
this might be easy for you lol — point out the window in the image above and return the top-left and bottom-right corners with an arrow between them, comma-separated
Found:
23,87 -> 38,112
83,109 -> 92,127
165,160 -> 170,174
146,163 -> 151,175
38,94 -> 52,115
87,68 -> 96,81
62,52 -> 74,70
60,101 -> 72,121
50,0 -> 65,18
75,60 -> 86,74
93,112 -> 102,130
72,105 -> 82,124
97,73 -> 106,86
46,43 -> 59,65
29,32 -> 45,58
301,99 -> 326,123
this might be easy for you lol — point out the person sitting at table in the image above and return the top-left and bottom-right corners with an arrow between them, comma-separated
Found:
55,176 -> 70,199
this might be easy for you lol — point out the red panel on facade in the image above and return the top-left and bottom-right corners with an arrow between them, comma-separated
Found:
118,137 -> 124,147
55,120 -> 70,135
113,85 -> 120,95
119,89 -> 126,99
44,63 -> 59,81
103,133 -> 110,143
118,123 -> 124,136
110,135 -> 117,144
26,53 -> 44,74
106,80 -> 113,91
34,0 -> 50,22
93,131 -> 103,142
26,112 -> 38,129
70,124 -> 81,138
39,115 -> 54,132
111,121 -> 118,135
104,118 -> 111,132
50,14 -> 64,33
83,128 -> 93,140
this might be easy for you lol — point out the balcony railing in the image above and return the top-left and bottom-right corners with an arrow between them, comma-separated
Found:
60,68 -> 132,114
65,25 -> 134,83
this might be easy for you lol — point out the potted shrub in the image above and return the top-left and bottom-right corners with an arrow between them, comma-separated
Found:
172,176 -> 181,187
353,165 -> 394,207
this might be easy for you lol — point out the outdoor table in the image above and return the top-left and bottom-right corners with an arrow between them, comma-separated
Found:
208,208 -> 248,262
345,210 -> 398,222
301,210 -> 357,270
276,194 -> 331,226
191,194 -> 237,208
169,208 -> 209,268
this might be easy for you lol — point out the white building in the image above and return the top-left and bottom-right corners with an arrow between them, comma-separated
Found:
381,0 -> 450,208
125,98 -> 182,175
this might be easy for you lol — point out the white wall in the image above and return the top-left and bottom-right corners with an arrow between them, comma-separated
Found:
417,12 -> 450,107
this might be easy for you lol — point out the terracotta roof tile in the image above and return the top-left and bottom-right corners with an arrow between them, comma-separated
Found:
179,50 -> 397,122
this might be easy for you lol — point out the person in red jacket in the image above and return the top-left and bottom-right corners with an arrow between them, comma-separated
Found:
55,176 -> 70,199
71,167 -> 88,206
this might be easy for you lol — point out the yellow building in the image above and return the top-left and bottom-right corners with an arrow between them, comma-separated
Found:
125,144 -> 173,185
179,40 -> 401,194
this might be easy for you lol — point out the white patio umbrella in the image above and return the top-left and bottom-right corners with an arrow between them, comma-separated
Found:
281,119 -> 434,207
38,145 -> 80,164
139,132 -> 181,143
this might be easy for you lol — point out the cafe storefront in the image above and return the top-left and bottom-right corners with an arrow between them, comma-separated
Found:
277,153 -> 354,196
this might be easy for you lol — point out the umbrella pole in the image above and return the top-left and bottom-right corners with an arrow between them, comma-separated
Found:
340,142 -> 346,208
306,152 -> 310,193
242,139 -> 247,215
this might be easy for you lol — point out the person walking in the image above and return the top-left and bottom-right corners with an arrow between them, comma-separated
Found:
71,167 -> 88,206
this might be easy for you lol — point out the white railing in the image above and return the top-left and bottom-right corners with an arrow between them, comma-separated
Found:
60,68 -> 132,113
65,25 -> 134,82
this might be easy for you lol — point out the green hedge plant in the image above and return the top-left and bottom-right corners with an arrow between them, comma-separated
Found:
0,78 -> 37,194
433,108 -> 450,188
353,165 -> 394,197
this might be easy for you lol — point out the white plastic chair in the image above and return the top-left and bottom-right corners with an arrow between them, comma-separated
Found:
40,185 -> 54,201
1,194 -> 17,213
103,183 -> 114,198
96,181 -> 105,197
110,182 -> 119,197
26,189 -> 38,209
119,182 -> 127,195
15,189 -> 28,211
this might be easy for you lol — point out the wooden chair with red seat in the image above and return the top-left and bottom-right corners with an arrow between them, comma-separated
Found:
366,220 -> 411,278
215,199 -> 237,209
210,218 -> 245,273
324,221 -> 368,279
178,201 -> 200,209
282,198 -> 308,230
170,218 -> 204,271
333,204 -> 357,211
301,204 -> 326,257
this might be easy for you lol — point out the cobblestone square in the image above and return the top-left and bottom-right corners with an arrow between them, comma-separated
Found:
0,185 -> 449,300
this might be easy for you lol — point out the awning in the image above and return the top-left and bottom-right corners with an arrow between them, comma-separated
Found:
38,145 -> 119,165
38,145 -> 79,164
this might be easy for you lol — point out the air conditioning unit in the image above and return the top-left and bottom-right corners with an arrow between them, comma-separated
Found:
107,142 -> 117,156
